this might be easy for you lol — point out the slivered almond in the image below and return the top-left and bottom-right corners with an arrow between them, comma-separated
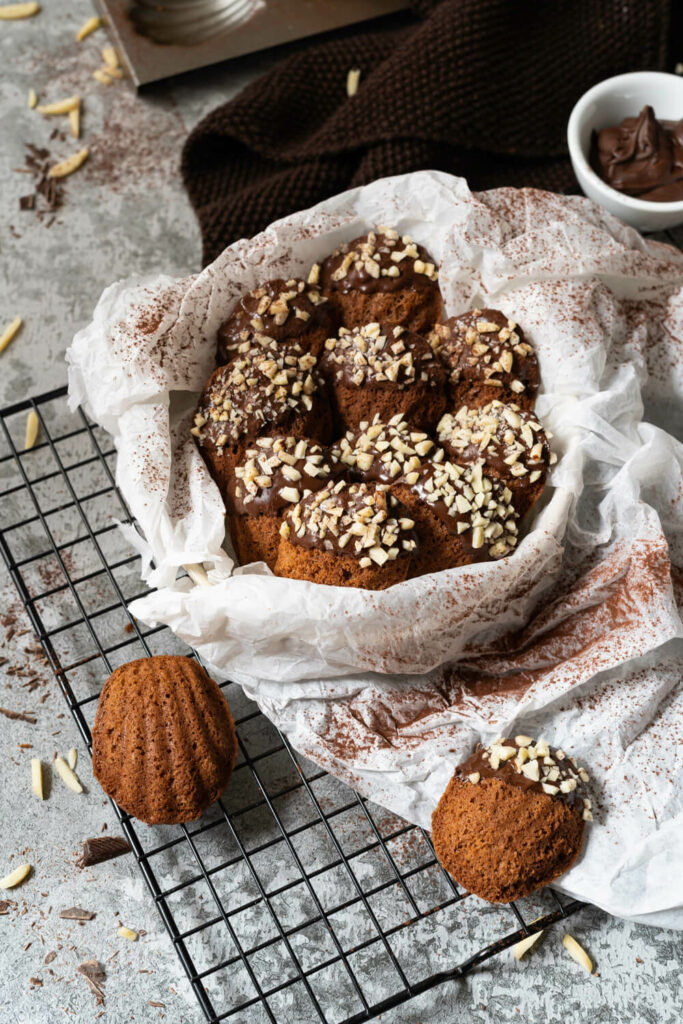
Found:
563,934 -> 593,973
69,106 -> 80,139
0,315 -> 22,353
67,748 -> 78,770
117,925 -> 138,941
183,563 -> 210,587
513,929 -> 543,960
24,409 -> 39,450
101,46 -> 119,69
31,758 -> 44,799
0,863 -> 31,888
0,2 -> 40,18
27,87 -> 37,108
346,68 -> 361,97
37,95 -> 79,115
93,69 -> 112,86
48,147 -> 89,179
76,15 -> 101,41
54,755 -> 82,793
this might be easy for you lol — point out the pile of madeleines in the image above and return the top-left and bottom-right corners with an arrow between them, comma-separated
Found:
90,230 -> 591,906
191,227 -> 557,589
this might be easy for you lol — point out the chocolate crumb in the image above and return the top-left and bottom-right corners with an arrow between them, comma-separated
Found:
76,836 -> 132,868
44,951 -> 57,965
59,907 -> 96,921
0,707 -> 37,724
78,960 -> 106,1005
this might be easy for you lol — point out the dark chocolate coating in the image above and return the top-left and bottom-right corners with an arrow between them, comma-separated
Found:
321,230 -> 439,295
283,480 -> 417,562
456,739 -> 589,810
227,435 -> 341,516
320,321 -> 444,389
216,277 -> 333,365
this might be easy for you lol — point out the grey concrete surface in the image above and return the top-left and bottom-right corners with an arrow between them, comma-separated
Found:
1,3 -> 681,1023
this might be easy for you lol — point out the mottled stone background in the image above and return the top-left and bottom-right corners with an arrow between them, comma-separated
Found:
1,3 -> 681,1022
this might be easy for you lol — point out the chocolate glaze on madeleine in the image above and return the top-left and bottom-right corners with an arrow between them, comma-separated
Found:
391,458 -> 519,574
226,435 -> 342,569
275,480 -> 418,589
436,400 -> 554,517
430,308 -> 539,410
319,228 -> 443,334
331,413 -> 441,486
320,321 -> 447,433
216,277 -> 334,366
192,340 -> 332,490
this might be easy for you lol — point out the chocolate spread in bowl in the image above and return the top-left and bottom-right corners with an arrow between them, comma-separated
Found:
591,105 -> 683,203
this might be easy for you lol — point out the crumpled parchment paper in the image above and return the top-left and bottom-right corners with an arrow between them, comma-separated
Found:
67,172 -> 683,927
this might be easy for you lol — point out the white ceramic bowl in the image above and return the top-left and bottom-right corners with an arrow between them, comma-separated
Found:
567,71 -> 683,232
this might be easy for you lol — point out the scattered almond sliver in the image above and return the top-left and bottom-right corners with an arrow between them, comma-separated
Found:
76,14 -> 101,41
0,316 -> 22,354
36,95 -> 80,115
183,563 -> 210,587
48,147 -> 89,179
31,758 -> 44,799
101,46 -> 119,69
54,754 -> 83,793
27,87 -> 37,108
25,409 -> 39,449
67,748 -> 78,770
69,106 -> 80,139
513,929 -> 543,960
0,863 -> 32,889
117,926 -> 138,941
346,68 -> 361,97
563,933 -> 593,973
0,2 -> 40,19
93,69 -> 112,86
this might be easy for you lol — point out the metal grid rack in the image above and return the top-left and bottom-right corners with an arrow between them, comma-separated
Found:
0,387 -> 582,1024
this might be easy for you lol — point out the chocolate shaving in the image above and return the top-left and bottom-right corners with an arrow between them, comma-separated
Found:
44,951 -> 57,965
78,960 -> 106,1005
0,899 -> 16,915
59,907 -> 96,921
149,1001 -> 165,1008
76,836 -> 132,868
14,144 -> 65,224
0,707 -> 37,724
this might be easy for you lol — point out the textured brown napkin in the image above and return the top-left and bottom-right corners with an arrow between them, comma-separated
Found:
181,0 -> 673,266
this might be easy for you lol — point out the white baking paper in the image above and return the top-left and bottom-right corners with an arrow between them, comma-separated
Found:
67,172 -> 683,927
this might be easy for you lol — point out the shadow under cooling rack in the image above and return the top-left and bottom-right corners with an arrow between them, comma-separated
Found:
0,386 -> 582,1024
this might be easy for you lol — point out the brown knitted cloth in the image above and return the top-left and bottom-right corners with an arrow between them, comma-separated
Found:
181,0 -> 672,267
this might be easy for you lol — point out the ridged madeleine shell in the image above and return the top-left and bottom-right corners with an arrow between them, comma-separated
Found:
93,655 -> 237,825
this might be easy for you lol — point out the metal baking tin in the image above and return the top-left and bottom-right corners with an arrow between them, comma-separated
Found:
94,0 -> 409,88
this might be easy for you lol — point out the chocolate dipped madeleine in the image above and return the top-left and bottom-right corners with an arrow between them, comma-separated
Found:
320,321 -> 447,434
391,458 -> 519,575
319,228 -> 443,334
430,309 -> 539,410
437,401 -> 555,518
432,736 -> 591,903
274,480 -> 418,589
226,435 -> 342,569
216,276 -> 335,366
192,339 -> 332,492
331,412 -> 441,486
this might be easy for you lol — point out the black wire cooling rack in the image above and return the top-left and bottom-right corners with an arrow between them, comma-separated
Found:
0,386 -> 583,1024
